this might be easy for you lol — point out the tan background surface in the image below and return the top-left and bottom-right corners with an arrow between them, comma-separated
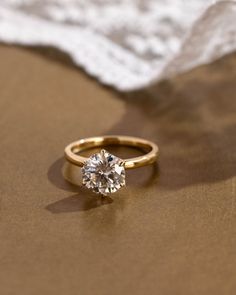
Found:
0,45 -> 236,295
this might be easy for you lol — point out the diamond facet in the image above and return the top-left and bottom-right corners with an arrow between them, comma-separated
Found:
81,149 -> 126,195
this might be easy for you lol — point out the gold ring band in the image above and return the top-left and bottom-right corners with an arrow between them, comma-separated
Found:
64,135 -> 159,195
65,135 -> 159,169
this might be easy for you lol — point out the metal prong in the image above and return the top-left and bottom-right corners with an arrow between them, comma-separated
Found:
120,160 -> 125,167
101,149 -> 107,155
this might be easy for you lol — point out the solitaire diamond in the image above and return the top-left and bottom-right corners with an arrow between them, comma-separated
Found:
81,149 -> 126,195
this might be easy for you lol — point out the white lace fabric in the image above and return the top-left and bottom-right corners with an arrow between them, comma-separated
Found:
0,0 -> 235,91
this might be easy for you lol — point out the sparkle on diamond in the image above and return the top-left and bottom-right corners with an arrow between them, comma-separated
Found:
81,149 -> 126,195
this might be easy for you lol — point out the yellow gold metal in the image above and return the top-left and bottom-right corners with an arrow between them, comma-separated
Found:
64,135 -> 159,169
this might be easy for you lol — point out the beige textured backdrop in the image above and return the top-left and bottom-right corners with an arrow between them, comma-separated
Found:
0,45 -> 236,295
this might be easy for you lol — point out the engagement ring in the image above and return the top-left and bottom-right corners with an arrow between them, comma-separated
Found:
64,135 -> 159,195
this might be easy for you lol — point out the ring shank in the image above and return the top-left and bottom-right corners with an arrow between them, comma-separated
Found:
64,135 -> 159,169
